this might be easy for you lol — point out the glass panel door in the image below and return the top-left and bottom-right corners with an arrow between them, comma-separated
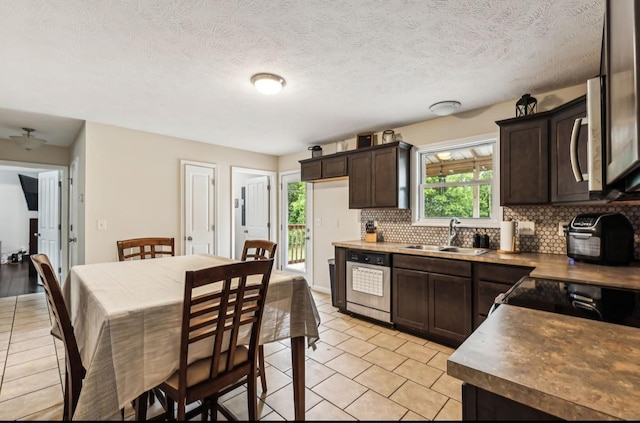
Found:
280,172 -> 312,280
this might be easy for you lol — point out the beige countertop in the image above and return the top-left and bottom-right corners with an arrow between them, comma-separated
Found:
332,240 -> 640,291
447,304 -> 640,420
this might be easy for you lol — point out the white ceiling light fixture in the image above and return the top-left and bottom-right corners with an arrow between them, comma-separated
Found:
429,100 -> 461,116
251,73 -> 286,95
10,127 -> 47,150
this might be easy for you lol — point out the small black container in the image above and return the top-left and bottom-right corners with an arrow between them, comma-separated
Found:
308,145 -> 323,158
480,233 -> 490,248
473,231 -> 481,248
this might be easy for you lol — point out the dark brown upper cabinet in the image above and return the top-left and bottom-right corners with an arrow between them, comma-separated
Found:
300,154 -> 348,181
497,112 -> 551,205
550,95 -> 589,203
348,141 -> 411,209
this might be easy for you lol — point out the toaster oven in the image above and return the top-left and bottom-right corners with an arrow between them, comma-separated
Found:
566,212 -> 634,265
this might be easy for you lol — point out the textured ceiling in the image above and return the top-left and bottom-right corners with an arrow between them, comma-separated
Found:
0,0 -> 604,156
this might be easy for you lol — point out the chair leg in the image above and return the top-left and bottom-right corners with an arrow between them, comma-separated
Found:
258,345 -> 267,393
62,372 -> 70,421
247,371 -> 258,421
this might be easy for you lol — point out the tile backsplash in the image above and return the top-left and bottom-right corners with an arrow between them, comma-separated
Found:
360,204 -> 640,259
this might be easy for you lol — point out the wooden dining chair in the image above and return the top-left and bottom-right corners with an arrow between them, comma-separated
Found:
155,259 -> 274,421
116,237 -> 175,261
240,239 -> 277,393
31,254 -> 86,421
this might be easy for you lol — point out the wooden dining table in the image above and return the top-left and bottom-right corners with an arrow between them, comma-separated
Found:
61,254 -> 321,421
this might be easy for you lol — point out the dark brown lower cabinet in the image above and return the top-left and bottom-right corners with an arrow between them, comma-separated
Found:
392,255 -> 472,346
462,384 -> 561,420
333,247 -> 347,310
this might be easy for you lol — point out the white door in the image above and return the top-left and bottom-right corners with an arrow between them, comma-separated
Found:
68,159 -> 79,268
38,170 -> 60,279
184,164 -> 215,255
245,176 -> 270,241
280,172 -> 312,280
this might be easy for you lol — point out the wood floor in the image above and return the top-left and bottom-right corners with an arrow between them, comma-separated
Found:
0,260 -> 44,298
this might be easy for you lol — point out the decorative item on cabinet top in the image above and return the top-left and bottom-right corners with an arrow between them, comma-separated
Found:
515,94 -> 537,117
357,132 -> 374,149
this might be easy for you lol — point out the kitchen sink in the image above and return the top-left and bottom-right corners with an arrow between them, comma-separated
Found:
402,244 -> 489,256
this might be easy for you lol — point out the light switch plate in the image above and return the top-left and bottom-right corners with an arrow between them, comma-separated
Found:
558,221 -> 570,236
97,219 -> 107,231
519,221 -> 535,235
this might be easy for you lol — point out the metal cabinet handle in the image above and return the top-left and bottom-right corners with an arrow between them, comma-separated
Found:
570,117 -> 588,182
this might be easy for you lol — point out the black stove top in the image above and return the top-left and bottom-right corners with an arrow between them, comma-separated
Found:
495,277 -> 640,328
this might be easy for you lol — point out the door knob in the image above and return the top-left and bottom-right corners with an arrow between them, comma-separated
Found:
35,233 -> 41,237
187,236 -> 193,241
68,237 -> 77,243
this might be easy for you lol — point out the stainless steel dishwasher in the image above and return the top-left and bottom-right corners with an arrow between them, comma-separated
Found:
346,249 -> 391,323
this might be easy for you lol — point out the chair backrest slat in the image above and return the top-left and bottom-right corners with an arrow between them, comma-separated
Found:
178,259 -> 273,391
117,237 -> 175,261
241,239 -> 277,262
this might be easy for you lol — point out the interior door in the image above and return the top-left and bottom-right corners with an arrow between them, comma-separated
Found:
38,170 -> 60,280
280,172 -> 312,280
245,175 -> 270,241
184,164 -> 215,255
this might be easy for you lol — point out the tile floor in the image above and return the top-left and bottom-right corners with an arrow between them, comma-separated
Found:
0,290 -> 463,420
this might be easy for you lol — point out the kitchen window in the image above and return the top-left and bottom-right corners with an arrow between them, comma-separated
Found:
412,134 -> 500,228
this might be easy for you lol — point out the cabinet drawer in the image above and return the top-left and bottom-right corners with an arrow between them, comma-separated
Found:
322,156 -> 348,178
476,263 -> 532,284
477,280 -> 510,317
393,254 -> 471,278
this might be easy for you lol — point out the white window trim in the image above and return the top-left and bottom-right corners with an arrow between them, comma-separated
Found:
411,132 -> 503,229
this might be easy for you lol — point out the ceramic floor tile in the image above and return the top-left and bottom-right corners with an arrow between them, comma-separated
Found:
261,364 -> 293,394
0,368 -> 61,401
263,383 -> 322,421
344,389 -> 407,421
8,334 -> 53,354
262,340 -> 287,357
393,358 -> 443,388
317,328 -> 352,346
311,373 -> 367,409
343,324 -> 380,341
285,358 -> 335,389
5,344 -> 56,367
434,398 -> 462,421
316,324 -> 330,333
0,385 -> 63,420
431,372 -> 463,401
335,337 -> 376,357
316,303 -> 339,314
304,342 -> 343,364
305,400 -> 356,421
353,365 -> 407,397
261,411 -> 285,421
424,340 -> 455,354
395,332 -> 427,345
370,324 -> 400,336
317,311 -> 336,323
428,351 -> 450,371
324,353 -> 372,379
367,332 -> 407,351
9,327 -> 51,343
390,380 -> 448,420
3,354 -> 59,382
401,410 -> 429,420
17,403 -> 64,421
322,318 -> 357,332
395,341 -> 439,363
263,348 -> 294,373
361,346 -> 408,371
220,390 -> 273,420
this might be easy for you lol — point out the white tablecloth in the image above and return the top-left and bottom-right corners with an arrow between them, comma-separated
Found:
62,254 -> 321,420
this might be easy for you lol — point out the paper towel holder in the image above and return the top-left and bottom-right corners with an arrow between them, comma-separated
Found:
497,217 -> 521,254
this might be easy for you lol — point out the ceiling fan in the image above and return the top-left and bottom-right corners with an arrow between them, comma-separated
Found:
10,127 -> 47,150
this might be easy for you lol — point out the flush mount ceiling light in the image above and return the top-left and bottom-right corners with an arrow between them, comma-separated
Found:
251,73 -> 286,95
436,152 -> 452,160
429,100 -> 462,116
10,127 -> 47,150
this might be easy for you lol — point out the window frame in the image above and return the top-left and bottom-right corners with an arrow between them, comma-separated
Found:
411,132 -> 502,228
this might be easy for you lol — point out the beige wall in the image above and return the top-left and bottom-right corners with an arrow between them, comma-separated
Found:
0,138 -> 70,166
83,122 -> 278,264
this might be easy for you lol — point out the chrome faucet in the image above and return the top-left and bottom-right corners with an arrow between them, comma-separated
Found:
448,217 -> 461,246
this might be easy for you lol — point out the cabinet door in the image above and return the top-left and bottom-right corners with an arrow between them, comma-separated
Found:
550,97 -> 589,203
392,268 -> 429,332
349,151 -> 373,208
428,273 -> 472,344
301,160 -> 322,181
333,247 -> 347,309
371,147 -> 398,207
323,156 -> 348,179
499,117 -> 549,205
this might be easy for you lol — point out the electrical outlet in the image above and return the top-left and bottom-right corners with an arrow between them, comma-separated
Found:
558,221 -> 570,236
518,221 -> 535,235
